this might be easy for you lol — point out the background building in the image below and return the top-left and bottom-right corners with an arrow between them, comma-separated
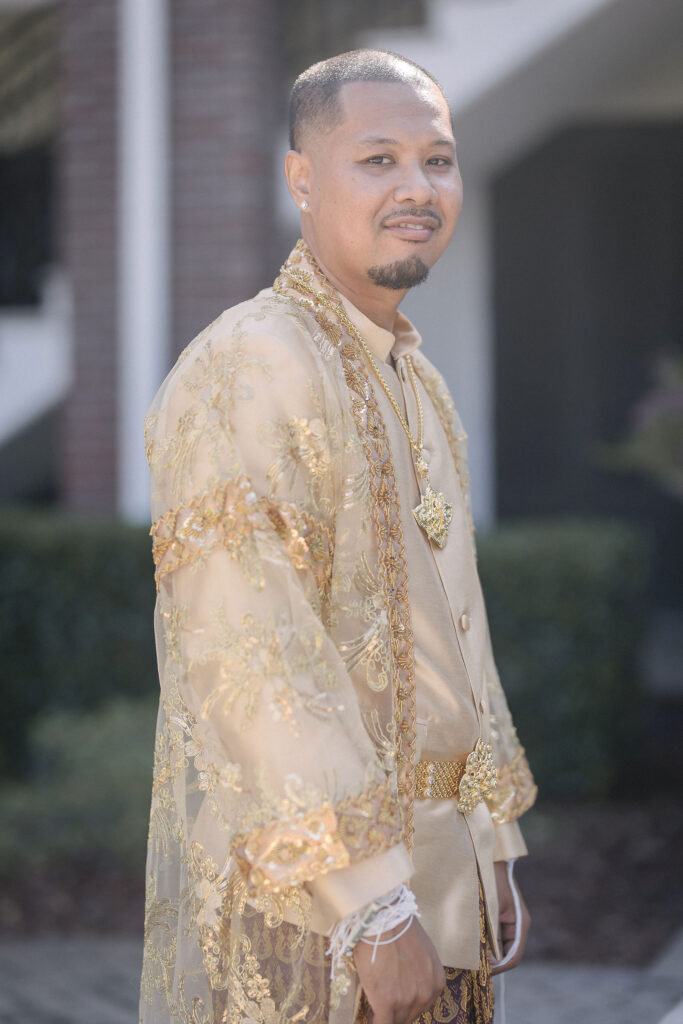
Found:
1,0 -> 682,653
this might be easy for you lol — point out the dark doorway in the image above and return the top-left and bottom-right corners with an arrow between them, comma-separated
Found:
493,121 -> 683,605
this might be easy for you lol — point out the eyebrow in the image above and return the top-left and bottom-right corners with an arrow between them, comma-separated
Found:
357,135 -> 456,149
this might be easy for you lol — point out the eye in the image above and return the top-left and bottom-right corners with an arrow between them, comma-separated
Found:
427,157 -> 453,167
365,155 -> 393,166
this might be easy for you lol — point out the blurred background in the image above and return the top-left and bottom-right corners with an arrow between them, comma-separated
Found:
1,0 -> 682,1020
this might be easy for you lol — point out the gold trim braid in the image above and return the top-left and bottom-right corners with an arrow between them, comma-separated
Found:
273,240 -> 418,852
340,318 -> 418,850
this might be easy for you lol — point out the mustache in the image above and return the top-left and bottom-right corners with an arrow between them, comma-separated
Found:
382,208 -> 443,227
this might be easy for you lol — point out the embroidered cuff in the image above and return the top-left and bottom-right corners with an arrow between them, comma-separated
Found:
486,749 -> 538,824
233,782 -> 406,896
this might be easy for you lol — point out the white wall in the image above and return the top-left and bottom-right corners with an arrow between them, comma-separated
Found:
0,268 -> 72,446
117,0 -> 170,522
578,32 -> 683,116
360,0 -> 683,526
278,0 -> 683,534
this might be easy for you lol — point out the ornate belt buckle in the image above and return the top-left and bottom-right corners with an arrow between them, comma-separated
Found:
456,740 -> 498,815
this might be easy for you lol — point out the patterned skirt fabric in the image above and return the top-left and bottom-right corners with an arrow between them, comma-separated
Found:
356,887 -> 494,1024
210,889 -> 493,1024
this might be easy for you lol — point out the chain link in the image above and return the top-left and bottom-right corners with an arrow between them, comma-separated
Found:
276,246 -> 453,546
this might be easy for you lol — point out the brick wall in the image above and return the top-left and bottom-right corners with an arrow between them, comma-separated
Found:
170,0 -> 283,356
57,0 -> 284,512
58,0 -> 119,512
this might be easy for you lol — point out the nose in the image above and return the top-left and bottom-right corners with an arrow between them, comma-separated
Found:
393,161 -> 437,206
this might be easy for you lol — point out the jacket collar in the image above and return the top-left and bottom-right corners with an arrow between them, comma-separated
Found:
276,240 -> 423,366
337,292 -> 422,366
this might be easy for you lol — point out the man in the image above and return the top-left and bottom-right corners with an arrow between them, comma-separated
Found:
139,49 -> 537,1024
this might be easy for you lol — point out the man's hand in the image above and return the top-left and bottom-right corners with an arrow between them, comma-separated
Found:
491,861 -> 530,975
353,917 -> 445,1024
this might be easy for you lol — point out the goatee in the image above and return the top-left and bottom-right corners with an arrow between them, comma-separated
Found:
367,255 -> 430,291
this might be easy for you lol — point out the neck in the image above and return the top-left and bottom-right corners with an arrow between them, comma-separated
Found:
302,234 -> 405,333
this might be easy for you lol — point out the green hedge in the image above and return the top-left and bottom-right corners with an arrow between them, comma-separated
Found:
477,518 -> 651,798
1,507 -> 651,798
0,506 -> 157,777
0,697 -> 158,875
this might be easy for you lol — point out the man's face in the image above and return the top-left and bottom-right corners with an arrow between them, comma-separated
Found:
297,78 -> 462,294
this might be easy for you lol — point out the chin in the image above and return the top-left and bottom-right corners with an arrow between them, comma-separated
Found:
366,254 -> 430,291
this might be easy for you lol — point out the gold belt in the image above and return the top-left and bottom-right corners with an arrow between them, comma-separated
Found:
415,739 -> 498,815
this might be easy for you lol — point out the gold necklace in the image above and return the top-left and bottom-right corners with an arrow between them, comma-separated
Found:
278,257 -> 453,548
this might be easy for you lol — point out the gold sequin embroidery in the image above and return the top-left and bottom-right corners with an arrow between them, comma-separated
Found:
150,475 -> 334,599
232,778 -> 403,895
486,747 -> 538,824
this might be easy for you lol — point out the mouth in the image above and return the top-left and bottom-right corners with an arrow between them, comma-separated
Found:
382,215 -> 440,242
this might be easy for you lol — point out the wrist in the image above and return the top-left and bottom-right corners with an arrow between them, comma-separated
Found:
326,883 -> 419,979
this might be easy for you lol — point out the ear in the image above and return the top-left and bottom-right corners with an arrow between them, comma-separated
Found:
285,149 -> 312,213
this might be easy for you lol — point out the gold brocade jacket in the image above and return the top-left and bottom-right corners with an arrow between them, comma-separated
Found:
139,241 -> 537,1024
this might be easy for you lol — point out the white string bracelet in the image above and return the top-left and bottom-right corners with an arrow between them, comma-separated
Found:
491,858 -> 522,1024
326,883 -> 419,980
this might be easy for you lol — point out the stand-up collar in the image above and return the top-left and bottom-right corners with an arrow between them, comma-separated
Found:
274,240 -> 424,367
338,293 -> 423,366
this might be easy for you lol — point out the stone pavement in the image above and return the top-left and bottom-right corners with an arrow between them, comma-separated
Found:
498,957 -> 683,1024
0,930 -> 682,1024
0,937 -> 141,1024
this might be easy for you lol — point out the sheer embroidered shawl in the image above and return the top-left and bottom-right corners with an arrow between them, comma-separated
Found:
139,243 -> 534,1024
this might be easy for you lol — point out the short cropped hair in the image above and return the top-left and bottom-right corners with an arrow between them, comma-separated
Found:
289,48 -> 450,151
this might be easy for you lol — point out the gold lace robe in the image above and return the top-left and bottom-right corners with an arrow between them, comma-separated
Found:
139,242 -> 536,1024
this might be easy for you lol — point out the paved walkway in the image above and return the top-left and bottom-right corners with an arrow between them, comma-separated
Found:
0,937 -> 141,1024
1,931 -> 682,1024
499,960 -> 683,1024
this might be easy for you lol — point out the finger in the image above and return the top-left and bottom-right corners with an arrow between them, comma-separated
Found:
492,909 -> 531,974
500,923 -> 517,954
370,1008 -> 393,1024
495,945 -> 523,973
366,990 -> 399,1024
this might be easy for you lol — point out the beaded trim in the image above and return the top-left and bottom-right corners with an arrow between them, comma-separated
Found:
415,740 -> 498,815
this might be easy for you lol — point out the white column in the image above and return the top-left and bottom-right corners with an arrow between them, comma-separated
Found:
402,182 -> 496,527
117,0 -> 170,522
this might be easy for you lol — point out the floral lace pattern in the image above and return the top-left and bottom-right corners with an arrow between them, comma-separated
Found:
140,246 -> 414,1024
274,241 -> 417,851
150,476 -> 320,593
139,241 -> 535,1024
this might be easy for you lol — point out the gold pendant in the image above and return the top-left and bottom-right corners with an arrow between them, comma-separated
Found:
413,482 -> 453,548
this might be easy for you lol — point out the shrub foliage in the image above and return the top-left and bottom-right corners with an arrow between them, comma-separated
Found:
1,507 -> 651,808
477,518 -> 651,798
0,697 -> 158,875
0,506 -> 157,777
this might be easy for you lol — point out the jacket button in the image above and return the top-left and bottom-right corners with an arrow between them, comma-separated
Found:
480,698 -> 487,714
459,612 -> 470,631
